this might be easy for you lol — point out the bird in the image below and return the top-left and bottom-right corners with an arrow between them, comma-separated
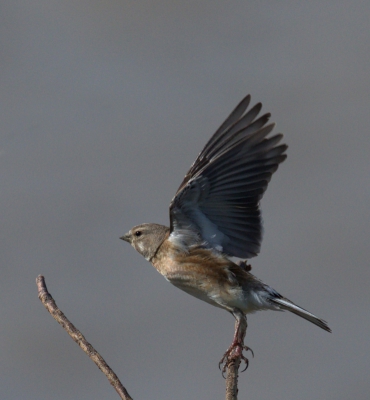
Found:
121,94 -> 331,372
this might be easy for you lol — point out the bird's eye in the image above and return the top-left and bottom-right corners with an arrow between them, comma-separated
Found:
135,231 -> 142,237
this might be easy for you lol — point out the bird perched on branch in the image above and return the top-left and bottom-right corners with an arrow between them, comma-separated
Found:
121,94 -> 331,372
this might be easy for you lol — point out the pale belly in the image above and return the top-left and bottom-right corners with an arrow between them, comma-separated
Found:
165,271 -> 250,313
151,250 -> 270,314
167,275 -> 225,309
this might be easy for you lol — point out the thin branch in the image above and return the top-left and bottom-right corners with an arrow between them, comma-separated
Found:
225,356 -> 241,400
225,318 -> 248,400
36,275 -> 133,400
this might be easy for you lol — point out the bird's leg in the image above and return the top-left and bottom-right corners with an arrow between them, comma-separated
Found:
219,310 -> 253,375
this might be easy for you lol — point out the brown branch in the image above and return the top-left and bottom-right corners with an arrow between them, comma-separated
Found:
225,355 -> 241,400
36,275 -> 133,400
225,317 -> 248,400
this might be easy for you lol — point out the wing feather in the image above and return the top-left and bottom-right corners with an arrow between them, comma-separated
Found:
169,95 -> 287,259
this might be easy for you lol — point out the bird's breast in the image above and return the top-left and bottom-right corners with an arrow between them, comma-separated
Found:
151,241 -> 248,311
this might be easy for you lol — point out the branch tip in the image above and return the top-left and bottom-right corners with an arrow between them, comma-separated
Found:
36,275 -> 133,400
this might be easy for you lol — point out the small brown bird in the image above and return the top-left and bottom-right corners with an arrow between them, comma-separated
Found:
121,95 -> 331,371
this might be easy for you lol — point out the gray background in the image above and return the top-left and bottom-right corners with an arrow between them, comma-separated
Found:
1,1 -> 369,399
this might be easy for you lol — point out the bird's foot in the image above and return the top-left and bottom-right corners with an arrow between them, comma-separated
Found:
237,260 -> 252,271
219,341 -> 254,377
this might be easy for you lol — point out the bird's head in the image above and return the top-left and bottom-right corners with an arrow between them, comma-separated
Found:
120,223 -> 170,261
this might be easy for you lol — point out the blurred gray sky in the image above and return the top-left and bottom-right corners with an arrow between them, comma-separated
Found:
1,1 -> 369,399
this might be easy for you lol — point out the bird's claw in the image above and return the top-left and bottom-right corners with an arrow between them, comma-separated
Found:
218,343 -> 254,377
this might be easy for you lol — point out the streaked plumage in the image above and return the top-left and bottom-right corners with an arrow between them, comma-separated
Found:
121,95 -> 331,371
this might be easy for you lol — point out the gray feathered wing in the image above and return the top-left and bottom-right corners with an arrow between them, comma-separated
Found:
169,95 -> 287,259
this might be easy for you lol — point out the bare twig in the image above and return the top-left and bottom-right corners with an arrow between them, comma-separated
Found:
225,318 -> 248,400
225,358 -> 241,400
36,275 -> 133,400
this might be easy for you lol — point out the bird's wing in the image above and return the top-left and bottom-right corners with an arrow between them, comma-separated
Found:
169,95 -> 287,259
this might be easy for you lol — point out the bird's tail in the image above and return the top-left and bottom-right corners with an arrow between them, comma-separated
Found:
269,296 -> 331,333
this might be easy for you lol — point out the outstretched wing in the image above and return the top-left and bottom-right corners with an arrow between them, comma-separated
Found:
169,95 -> 287,259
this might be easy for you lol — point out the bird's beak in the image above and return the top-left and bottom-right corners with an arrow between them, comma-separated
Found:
120,232 -> 131,243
